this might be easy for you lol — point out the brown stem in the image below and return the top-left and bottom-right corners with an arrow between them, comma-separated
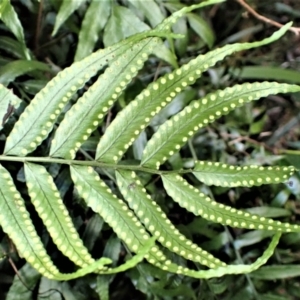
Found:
236,0 -> 300,35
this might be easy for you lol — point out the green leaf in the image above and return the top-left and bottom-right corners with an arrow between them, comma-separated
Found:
0,84 -> 22,130
187,13 -> 215,48
250,264 -> 300,280
141,82 -> 300,168
69,165 -> 168,265
96,275 -> 110,300
74,0 -> 111,61
0,60 -> 50,86
0,0 -> 30,59
50,37 -> 159,159
6,263 -> 41,300
116,169 -> 226,269
164,233 -> 281,279
0,163 -> 112,280
0,36 -> 28,59
161,174 -> 300,233
0,163 -> 62,279
103,4 -> 149,47
96,24 -> 292,164
52,0 -> 87,36
128,0 -> 165,27
192,161 -> 295,187
24,162 -> 95,267
231,66 -> 300,84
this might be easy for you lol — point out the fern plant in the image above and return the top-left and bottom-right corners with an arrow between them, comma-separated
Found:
0,0 -> 300,286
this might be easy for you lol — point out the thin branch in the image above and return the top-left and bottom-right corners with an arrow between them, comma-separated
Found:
236,0 -> 300,36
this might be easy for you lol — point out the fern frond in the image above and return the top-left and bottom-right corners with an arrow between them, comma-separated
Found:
50,37 -> 159,159
116,169 -> 226,269
3,33 -> 174,157
193,161 -> 295,187
141,82 -> 300,168
95,24 -> 291,164
162,174 -> 300,233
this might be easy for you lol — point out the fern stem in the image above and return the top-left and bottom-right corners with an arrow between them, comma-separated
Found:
0,155 -> 194,175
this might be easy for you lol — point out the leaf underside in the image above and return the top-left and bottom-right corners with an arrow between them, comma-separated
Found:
0,0 -> 299,282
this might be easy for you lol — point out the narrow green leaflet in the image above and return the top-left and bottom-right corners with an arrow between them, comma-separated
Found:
102,237 -> 157,275
162,174 -> 300,233
193,161 -> 295,187
154,0 -> 225,33
0,0 -> 30,59
50,37 -> 159,159
96,276 -> 110,300
141,82 -> 300,168
181,233 -> 281,278
74,0 -> 111,61
0,60 -> 50,86
103,5 -> 149,46
187,13 -> 215,48
96,24 -> 292,164
24,162 -> 95,267
52,0 -> 87,36
0,84 -> 21,130
250,264 -> 300,280
116,169 -> 226,269
231,66 -> 300,84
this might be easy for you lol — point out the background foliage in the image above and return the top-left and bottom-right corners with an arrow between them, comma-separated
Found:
0,0 -> 300,299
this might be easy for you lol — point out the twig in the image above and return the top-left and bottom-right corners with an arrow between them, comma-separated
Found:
34,0 -> 44,55
236,0 -> 300,36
